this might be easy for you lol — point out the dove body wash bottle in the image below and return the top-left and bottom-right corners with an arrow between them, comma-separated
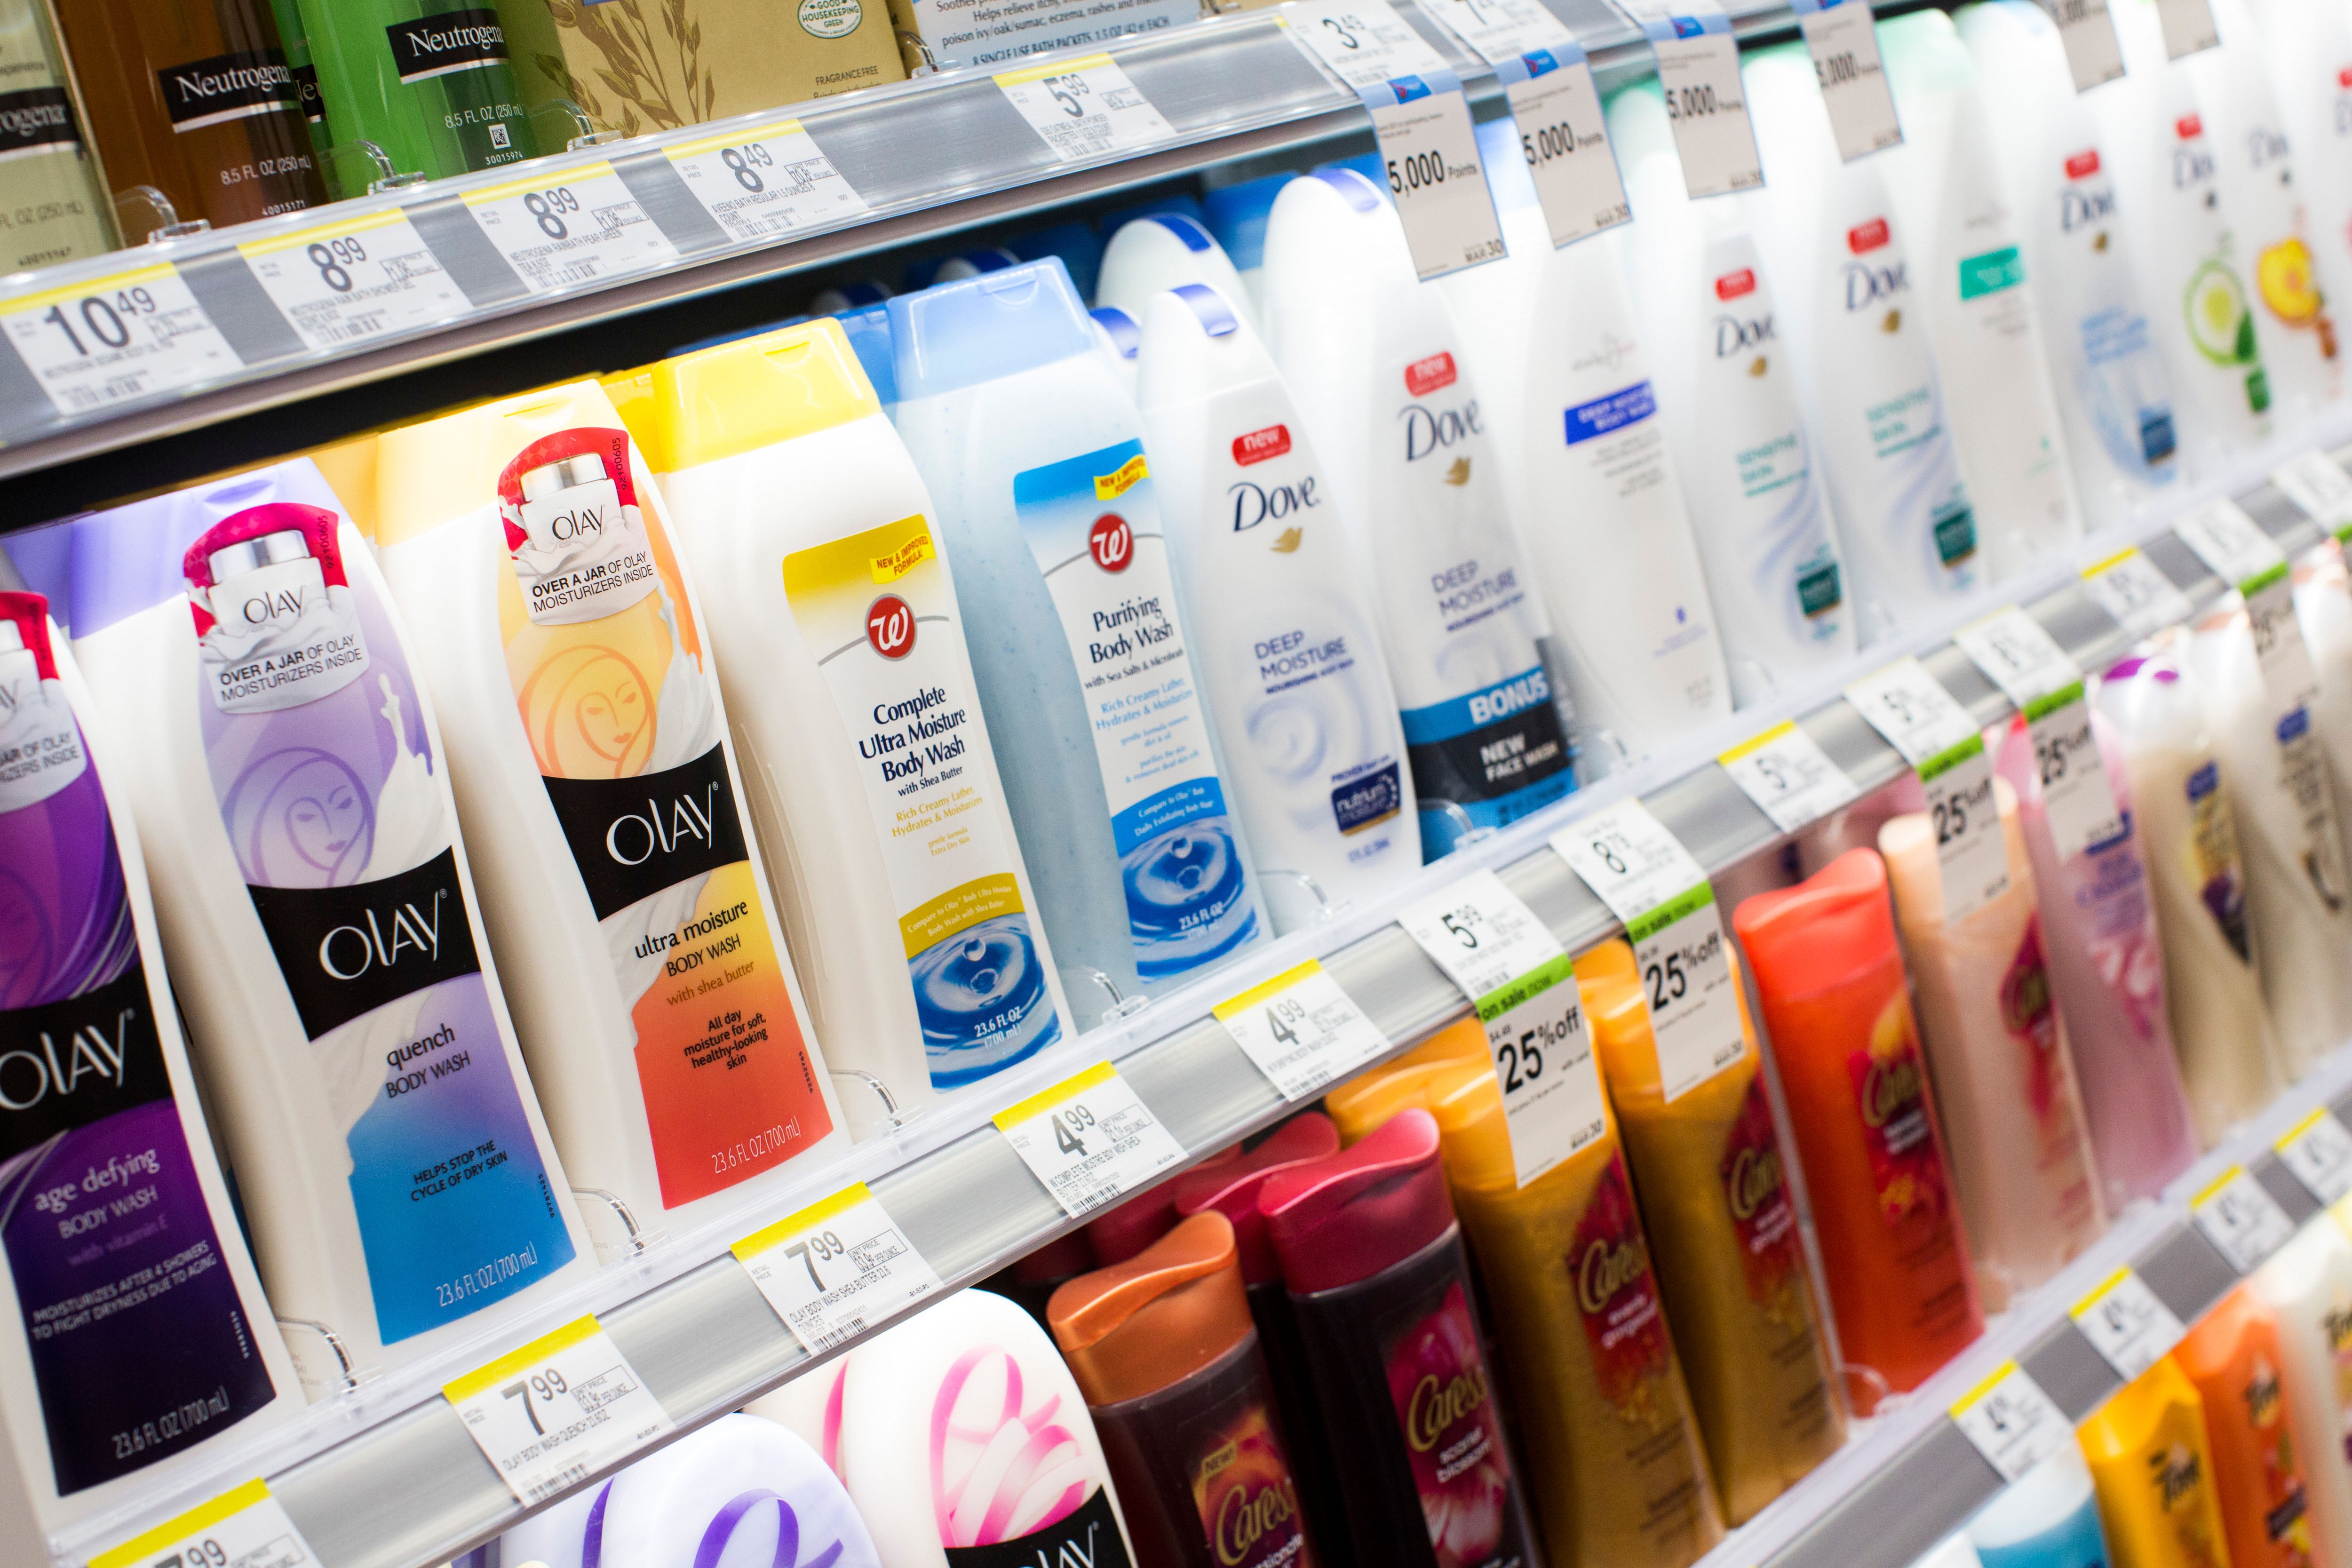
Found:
64,460 -> 589,1393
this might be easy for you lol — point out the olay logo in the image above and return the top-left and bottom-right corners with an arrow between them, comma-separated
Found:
537,503 -> 604,542
238,583 -> 309,626
1574,1233 -> 1650,1315
1088,513 -> 1132,573
2065,148 -> 2101,180
1847,216 -> 1890,255
1725,1144 -> 1785,1220
2177,113 -> 2204,140
1714,268 -> 1756,301
1715,312 -> 1775,356
866,593 -> 914,659
1404,1364 -> 1488,1452
318,890 -> 447,981
604,782 -> 722,866
1232,424 -> 1290,466
0,1010 -> 132,1110
1404,352 -> 1457,397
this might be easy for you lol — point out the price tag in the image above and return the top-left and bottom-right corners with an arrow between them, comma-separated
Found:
2191,1164 -> 2298,1274
2156,0 -> 2218,58
1283,0 -> 1509,279
2271,451 -> 2352,546
1718,720 -> 1862,832
2070,1268 -> 2185,1379
1613,0 -> 1764,199
2275,1106 -> 2352,1202
993,1062 -> 1188,1218
1950,1361 -> 2070,1482
2043,0 -> 2125,92
1846,659 -> 2010,923
1215,958 -> 1393,1100
463,162 -> 678,293
2082,546 -> 2194,639
2177,499 -> 2317,718
1955,608 -> 2122,860
2177,496 -> 2290,592
1399,869 -> 1605,1187
1417,0 -> 1629,246
89,1480 -> 315,1568
445,1315 -> 675,1505
1551,802 -> 1744,1099
0,263 -> 242,417
733,1182 -> 940,1354
238,208 -> 465,352
994,55 -> 1176,164
665,119 -> 868,244
1791,0 -> 1901,162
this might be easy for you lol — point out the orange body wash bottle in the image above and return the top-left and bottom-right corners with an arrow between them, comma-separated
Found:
2172,1287 -> 2317,1568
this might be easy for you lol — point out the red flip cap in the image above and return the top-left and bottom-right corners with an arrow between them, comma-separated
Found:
1085,1143 -> 1241,1266
1172,1114 -> 1341,1286
1259,1109 -> 1453,1294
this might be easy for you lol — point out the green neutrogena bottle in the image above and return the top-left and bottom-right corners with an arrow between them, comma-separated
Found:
0,0 -> 116,267
295,0 -> 536,183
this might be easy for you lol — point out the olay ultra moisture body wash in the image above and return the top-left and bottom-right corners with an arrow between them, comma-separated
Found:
65,461 -> 590,1393
375,384 -> 845,1256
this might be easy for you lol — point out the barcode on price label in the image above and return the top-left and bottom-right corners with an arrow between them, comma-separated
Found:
665,119 -> 868,243
1791,0 -> 1901,161
444,1315 -> 674,1504
2272,451 -> 2352,544
734,1183 -> 940,1353
2276,1106 -> 2352,1202
1950,1361 -> 2069,1481
89,1480 -> 315,1568
994,55 -> 1175,163
2070,1267 -> 2185,1379
2082,546 -> 2194,639
463,163 -> 677,292
239,208 -> 466,351
1215,958 -> 1393,1100
1,263 -> 242,416
2191,1165 -> 2297,1274
994,1062 -> 1188,1218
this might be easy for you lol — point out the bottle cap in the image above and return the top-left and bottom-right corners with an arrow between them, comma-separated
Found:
1203,172 -> 1292,273
837,305 -> 898,406
1397,1016 -> 1488,1072
1084,1145 -> 1240,1266
890,259 -> 1094,403
1261,1109 -> 1455,1293
634,318 -> 880,473
1049,1211 -> 1255,1405
1325,1060 -> 1471,1145
1731,847 -> 1902,1003
1424,1060 -> 1518,1191
1171,1114 -> 1340,1285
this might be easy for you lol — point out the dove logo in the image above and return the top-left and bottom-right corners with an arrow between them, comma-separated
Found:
1228,475 -> 1319,532
1400,398 -> 1483,462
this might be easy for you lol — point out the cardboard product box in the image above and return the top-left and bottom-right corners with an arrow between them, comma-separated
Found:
884,0 -> 1200,71
498,0 -> 902,138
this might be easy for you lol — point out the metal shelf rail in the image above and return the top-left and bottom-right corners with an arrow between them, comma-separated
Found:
39,368 -> 2352,1568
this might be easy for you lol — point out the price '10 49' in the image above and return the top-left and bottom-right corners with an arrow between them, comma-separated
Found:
41,287 -> 159,355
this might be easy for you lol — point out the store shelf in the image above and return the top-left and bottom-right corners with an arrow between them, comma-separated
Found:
37,367 -> 2352,1568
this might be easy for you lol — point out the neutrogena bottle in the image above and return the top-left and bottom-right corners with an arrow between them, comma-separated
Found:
0,0 -> 115,267
294,0 -> 537,183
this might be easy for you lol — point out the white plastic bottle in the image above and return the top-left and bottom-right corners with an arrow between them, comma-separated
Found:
64,460 -> 590,1394
1742,46 -> 1984,643
0,589 -> 300,1559
2240,0 -> 2352,376
607,323 -> 1071,1124
2294,539 -> 2352,852
1096,214 -> 1260,335
1261,170 -> 1577,857
1608,103 -> 1855,707
1136,283 -> 1420,927
889,263 -> 1266,1025
2251,1213 -> 2352,1568
1878,10 -> 2084,582
1091,307 -> 1141,403
373,383 -> 850,1244
1956,0 -> 2183,529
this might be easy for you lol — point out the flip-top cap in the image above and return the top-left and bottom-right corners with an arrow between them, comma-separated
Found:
1732,846 -> 1901,1002
1049,1211 -> 1253,1404
1260,1109 -> 1453,1293
890,258 -> 1093,402
1171,1114 -> 1340,1285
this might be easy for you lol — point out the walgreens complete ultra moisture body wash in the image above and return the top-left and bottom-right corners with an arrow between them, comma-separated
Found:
0,591 -> 300,1554
1262,170 -> 1575,857
612,321 -> 1069,1121
64,461 -> 588,1392
374,384 -> 845,1252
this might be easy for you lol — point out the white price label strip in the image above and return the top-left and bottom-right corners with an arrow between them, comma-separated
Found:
995,55 -> 1175,164
2177,499 -> 2318,717
994,1062 -> 1188,1218
1791,0 -> 1901,161
2082,546 -> 2194,639
2156,0 -> 2218,58
1950,1361 -> 2070,1482
1953,605 -> 2076,707
2070,1268 -> 2185,1380
1418,0 -> 1629,246
445,1315 -> 674,1505
2276,1106 -> 2352,1202
2045,0 -> 2125,91
1846,659 -> 2010,923
90,1480 -> 315,1568
463,163 -> 678,293
734,1182 -> 940,1354
1719,720 -> 1862,832
666,119 -> 868,243
1615,0 -> 1763,198
239,209 -> 466,352
1216,958 -> 1393,1100
2177,496 -> 2290,592
2273,451 -> 2352,544
1551,802 -> 1744,1099
1,263 -> 241,417
1284,0 -> 1454,89
1955,608 -> 2122,861
2191,1164 -> 2298,1274
1399,869 -> 1605,1187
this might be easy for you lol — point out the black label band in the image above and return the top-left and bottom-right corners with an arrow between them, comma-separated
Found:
244,847 -> 485,1041
942,1488 -> 1134,1568
0,963 -> 174,1162
292,63 -> 326,124
1407,703 -> 1571,820
385,9 -> 511,83
157,50 -> 297,132
541,744 -> 752,922
0,88 -> 81,159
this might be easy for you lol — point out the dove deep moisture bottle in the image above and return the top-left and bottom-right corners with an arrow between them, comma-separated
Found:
1608,100 -> 1854,707
608,323 -> 1069,1127
62,460 -> 588,1393
1262,169 -> 1574,858
1742,48 -> 1983,643
1136,284 -> 1419,930
0,592 -> 300,1553
372,382 -> 848,1250
1098,213 -> 1261,335
889,262 -> 1263,1027
1204,173 -> 1288,313
1956,0 -> 2180,527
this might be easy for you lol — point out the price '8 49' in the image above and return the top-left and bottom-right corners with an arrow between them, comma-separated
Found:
523,186 -> 582,240
1388,150 -> 1447,195
38,287 -> 158,356
721,143 -> 774,192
